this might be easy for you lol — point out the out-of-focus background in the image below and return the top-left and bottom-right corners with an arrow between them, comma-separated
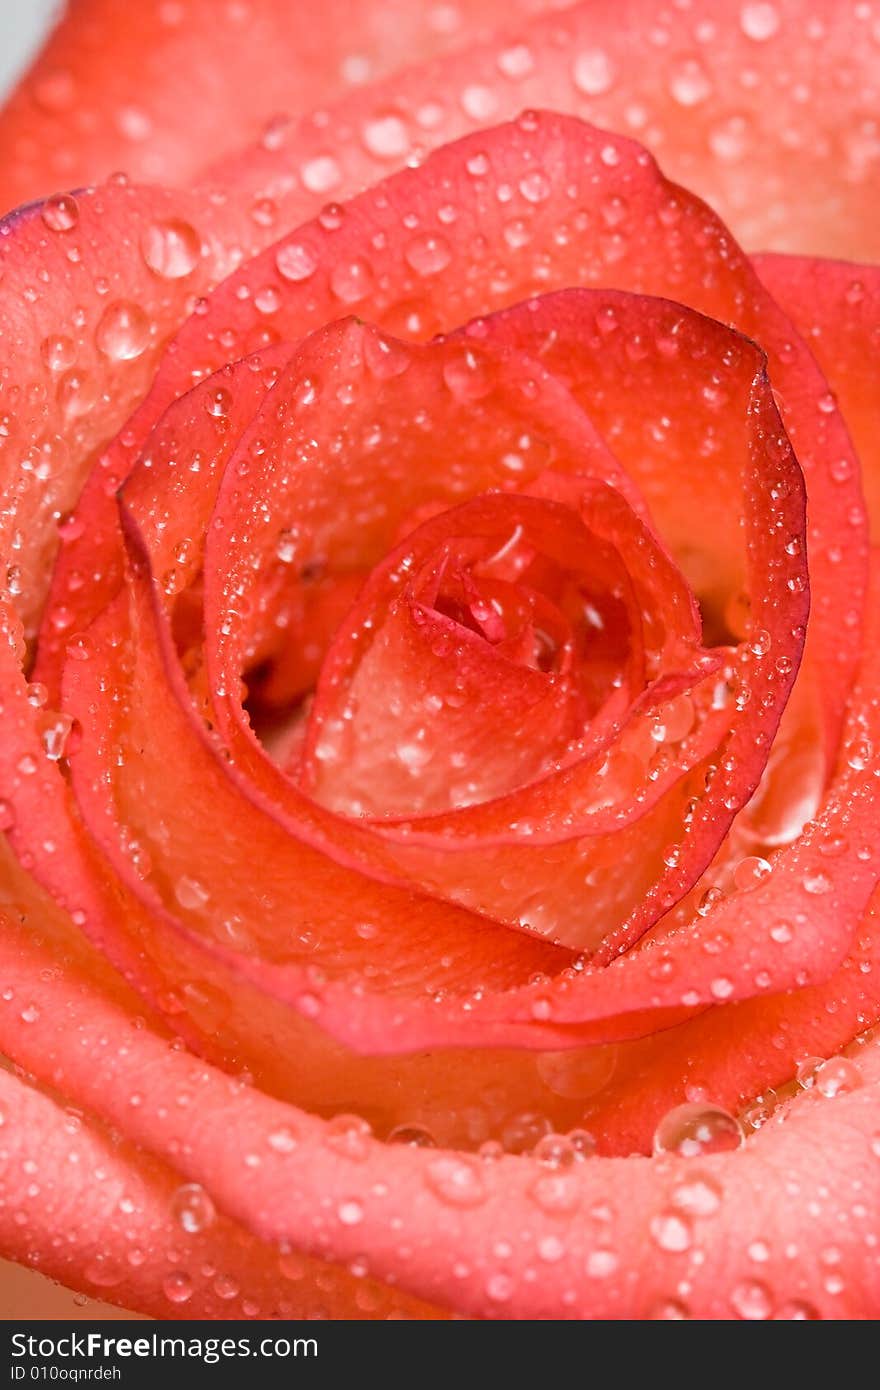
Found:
0,0 -> 139,1320
0,0 -> 59,96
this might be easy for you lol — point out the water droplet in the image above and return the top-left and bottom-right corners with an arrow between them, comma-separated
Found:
650,1211 -> 692,1253
730,1278 -> 773,1319
40,335 -> 76,372
670,58 -> 712,105
84,1254 -> 125,1288
301,155 -> 342,194
670,1172 -> 723,1217
163,1270 -> 193,1304
362,112 -> 410,158
773,1300 -> 820,1320
497,43 -> 534,79
536,1045 -> 617,1099
95,301 -> 150,361
814,1058 -> 861,1098
363,331 -> 411,379
443,349 -> 492,401
206,387 -> 232,418
325,1114 -> 372,1160
572,49 -> 616,96
425,1156 -> 486,1207
404,233 -> 452,276
174,875 -> 209,910
267,1125 -> 298,1154
337,1199 -> 364,1225
740,2 -> 780,42
653,1103 -> 743,1158
140,219 -> 200,278
275,243 -> 318,282
529,1171 -> 579,1214
387,1124 -> 437,1147
171,1182 -> 215,1233
519,170 -> 551,203
803,869 -> 832,895
649,1298 -> 691,1319
329,259 -> 374,303
847,737 -> 873,772
733,855 -> 772,892
41,194 -> 79,232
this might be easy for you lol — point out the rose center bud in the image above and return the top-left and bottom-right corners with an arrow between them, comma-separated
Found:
279,474 -> 712,823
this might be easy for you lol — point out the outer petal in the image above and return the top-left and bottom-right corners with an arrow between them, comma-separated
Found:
1,920 -> 880,1319
0,1070 -> 446,1320
0,0 -> 537,211
753,254 -> 879,539
207,0 -> 880,260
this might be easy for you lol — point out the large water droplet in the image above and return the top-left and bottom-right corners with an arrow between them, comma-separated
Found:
653,1103 -> 743,1158
329,259 -> 374,303
740,2 -> 780,41
730,1278 -> 773,1319
425,1156 -> 486,1207
404,233 -> 452,276
163,1270 -> 194,1304
572,49 -> 616,96
275,243 -> 318,282
362,112 -> 410,159
650,1211 -> 692,1253
95,301 -> 150,361
814,1058 -> 861,1098
42,194 -> 79,233
141,219 -> 200,278
171,1182 -> 215,1233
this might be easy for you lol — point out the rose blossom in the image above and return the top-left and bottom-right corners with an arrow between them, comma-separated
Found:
0,0 -> 878,1321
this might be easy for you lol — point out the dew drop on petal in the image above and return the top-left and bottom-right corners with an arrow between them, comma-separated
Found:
653,1103 -> 744,1158
324,1114 -> 372,1160
301,155 -> 342,194
337,1199 -> 364,1226
362,112 -> 410,158
425,1156 -> 486,1208
536,1045 -> 617,1099
572,49 -> 616,96
387,1123 -> 437,1147
814,1058 -> 862,1098
404,233 -> 452,276
84,1254 -> 125,1288
41,194 -> 79,232
648,1298 -> 691,1319
730,1278 -> 773,1320
773,1300 -> 820,1320
329,259 -> 374,303
171,1182 -> 215,1234
140,219 -> 200,278
650,1211 -> 692,1253
163,1271 -> 194,1304
740,2 -> 780,41
669,58 -> 712,106
670,1172 -> 723,1217
205,387 -> 232,418
275,243 -> 318,282
40,335 -> 76,372
267,1125 -> 298,1154
95,301 -> 150,361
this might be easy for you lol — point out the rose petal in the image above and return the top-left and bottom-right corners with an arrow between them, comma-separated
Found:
754,254 -> 879,539
0,1069 -> 445,1320
1,921 -> 879,1319
207,0 -> 880,260
0,0 -> 526,210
